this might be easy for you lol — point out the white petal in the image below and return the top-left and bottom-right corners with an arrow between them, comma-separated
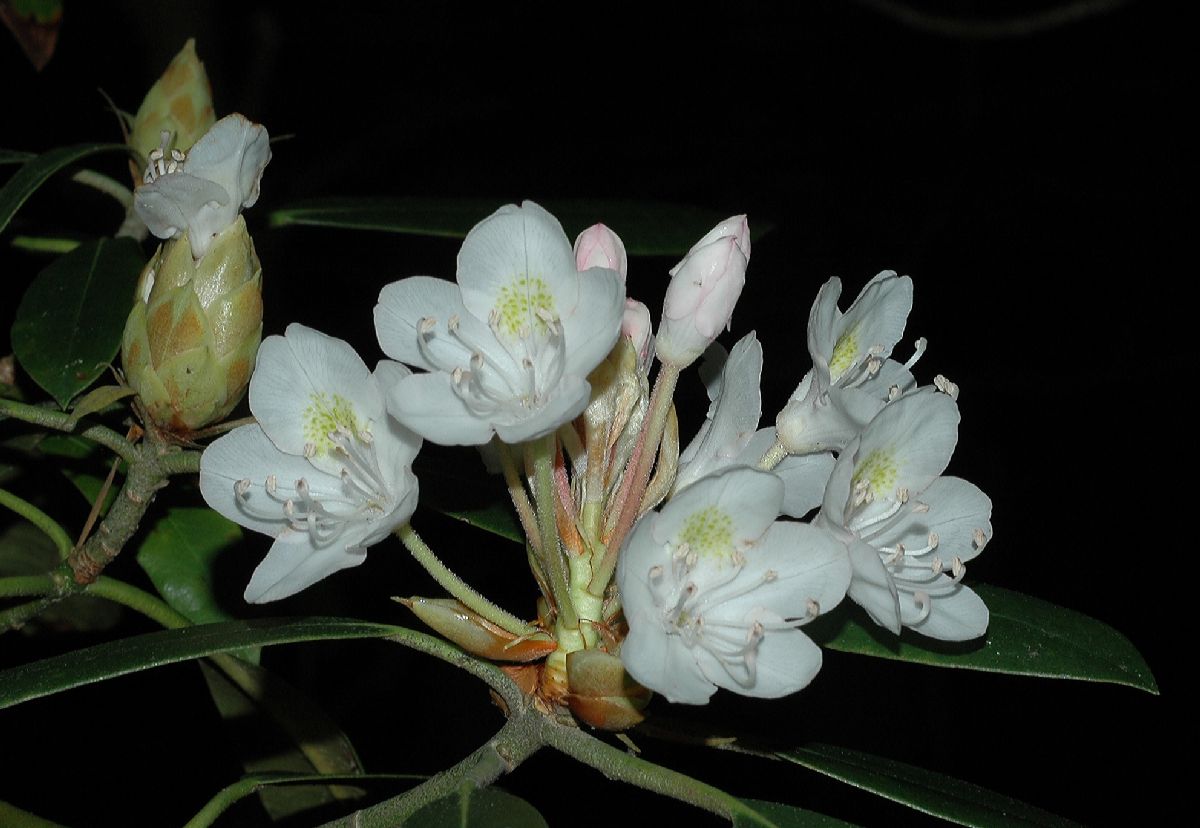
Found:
455,201 -> 579,325
243,529 -> 368,604
134,173 -> 229,250
900,579 -> 989,641
846,538 -> 901,634
620,624 -> 716,705
561,266 -> 624,379
182,114 -> 271,213
654,467 -> 783,551
674,334 -> 763,494
717,522 -> 851,621
697,627 -> 823,699
375,276 -> 474,371
249,324 -> 381,471
386,372 -> 497,446
492,374 -> 592,445
869,476 -> 992,564
852,387 -> 959,504
200,424 -> 343,538
830,271 -> 912,381
773,450 -> 836,519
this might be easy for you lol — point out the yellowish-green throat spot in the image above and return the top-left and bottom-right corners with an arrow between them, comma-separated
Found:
679,506 -> 735,560
829,323 -> 860,380
494,275 -> 556,338
853,448 -> 898,496
303,392 -> 363,455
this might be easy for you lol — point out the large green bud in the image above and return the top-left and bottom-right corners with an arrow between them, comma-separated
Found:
121,216 -> 262,433
128,39 -> 215,180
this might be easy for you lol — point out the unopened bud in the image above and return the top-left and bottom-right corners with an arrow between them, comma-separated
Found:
399,597 -> 556,662
565,649 -> 652,731
127,39 -> 215,184
574,223 -> 628,282
656,216 -> 750,368
622,299 -> 654,372
121,216 -> 263,433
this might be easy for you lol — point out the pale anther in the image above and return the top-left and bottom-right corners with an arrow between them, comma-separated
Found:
972,528 -> 987,549
934,374 -> 960,400
806,599 -> 821,618
235,479 -> 252,496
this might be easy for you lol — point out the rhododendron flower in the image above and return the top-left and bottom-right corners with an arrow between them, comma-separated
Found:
777,272 -> 922,455
200,324 -> 420,602
374,201 -> 624,445
618,467 -> 850,704
817,387 -> 991,640
135,113 -> 271,260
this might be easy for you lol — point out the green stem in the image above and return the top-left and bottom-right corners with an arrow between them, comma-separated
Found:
543,723 -> 747,822
0,570 -> 187,631
0,398 -> 139,465
528,434 -> 576,629
0,489 -> 72,560
0,574 -> 53,599
86,577 -> 190,628
397,524 -> 535,638
318,716 -> 543,828
71,169 -> 133,210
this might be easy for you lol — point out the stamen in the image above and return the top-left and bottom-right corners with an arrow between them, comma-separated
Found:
904,337 -> 928,371
266,474 -> 277,495
934,374 -> 960,400
972,528 -> 988,550
911,590 -> 932,623
951,556 -> 965,581
235,479 -> 252,497
806,599 -> 821,618
931,557 -> 944,575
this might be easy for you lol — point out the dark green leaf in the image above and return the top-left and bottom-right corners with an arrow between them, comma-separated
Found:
779,743 -> 1076,828
0,144 -> 130,235
199,659 -> 365,820
136,507 -> 243,627
0,798 -> 67,828
183,772 -> 420,828
0,616 -> 405,709
809,583 -> 1158,694
735,798 -> 857,827
69,384 -> 134,421
0,150 -> 36,165
34,434 -> 96,459
406,784 -> 548,828
10,238 -> 144,408
269,197 -> 773,256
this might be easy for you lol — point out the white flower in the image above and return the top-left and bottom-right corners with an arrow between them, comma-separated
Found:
135,113 -> 272,260
817,387 -> 991,640
200,324 -> 421,603
374,201 -> 625,445
618,467 -> 850,704
777,272 -> 923,455
674,333 -> 834,518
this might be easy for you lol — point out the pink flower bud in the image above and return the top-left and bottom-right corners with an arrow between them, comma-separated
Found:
622,298 -> 654,371
574,223 -> 628,282
656,216 -> 749,368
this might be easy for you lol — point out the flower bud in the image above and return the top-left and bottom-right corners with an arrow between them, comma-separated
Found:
127,39 -> 215,182
565,650 -> 651,731
655,216 -> 750,368
622,298 -> 654,372
121,216 -> 262,433
574,223 -> 628,281
400,597 -> 556,662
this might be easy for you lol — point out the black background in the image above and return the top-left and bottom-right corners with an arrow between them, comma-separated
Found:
1,1 -> 1178,825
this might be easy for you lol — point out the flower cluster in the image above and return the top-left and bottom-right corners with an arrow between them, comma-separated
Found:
199,197 -> 991,723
